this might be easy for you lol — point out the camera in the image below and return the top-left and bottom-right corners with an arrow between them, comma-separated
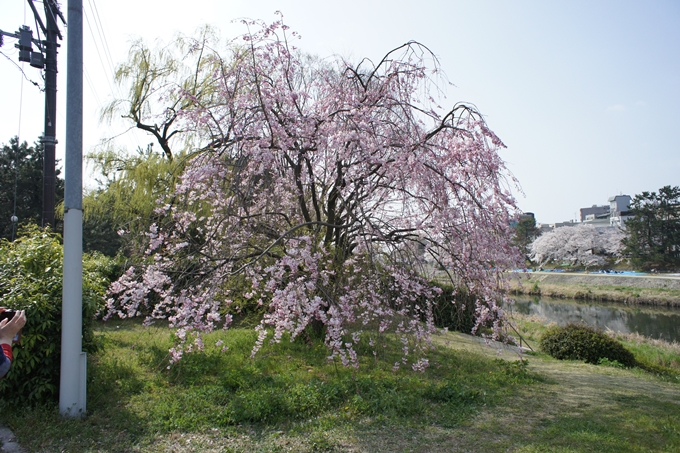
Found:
0,310 -> 16,322
0,310 -> 21,343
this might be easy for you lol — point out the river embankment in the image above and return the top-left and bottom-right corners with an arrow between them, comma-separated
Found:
506,272 -> 680,307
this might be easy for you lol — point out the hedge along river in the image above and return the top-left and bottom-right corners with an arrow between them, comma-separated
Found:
505,296 -> 680,343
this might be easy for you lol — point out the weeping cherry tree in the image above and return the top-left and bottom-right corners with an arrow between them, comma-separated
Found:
105,16 -> 522,370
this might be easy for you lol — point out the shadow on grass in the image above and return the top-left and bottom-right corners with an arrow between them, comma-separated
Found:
514,393 -> 680,453
1,320 -> 545,452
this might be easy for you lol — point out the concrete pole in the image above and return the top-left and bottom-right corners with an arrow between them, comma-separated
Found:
60,0 -> 85,418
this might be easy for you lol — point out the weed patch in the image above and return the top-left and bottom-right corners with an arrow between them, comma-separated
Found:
0,320 -> 543,452
2,318 -> 677,452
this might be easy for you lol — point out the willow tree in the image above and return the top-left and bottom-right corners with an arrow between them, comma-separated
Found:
94,28 -> 226,255
82,144 -> 186,256
105,16 -> 522,370
101,27 -> 227,161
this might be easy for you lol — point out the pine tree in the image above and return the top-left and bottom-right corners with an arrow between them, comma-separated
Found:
622,186 -> 680,271
0,137 -> 64,240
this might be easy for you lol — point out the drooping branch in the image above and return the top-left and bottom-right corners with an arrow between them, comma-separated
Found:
105,18 -> 522,370
102,27 -> 226,161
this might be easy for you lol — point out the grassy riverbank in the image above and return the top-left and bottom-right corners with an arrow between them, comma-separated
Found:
510,313 -> 680,377
1,319 -> 679,452
507,272 -> 680,306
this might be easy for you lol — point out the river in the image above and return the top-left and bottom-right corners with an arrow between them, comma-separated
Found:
505,296 -> 680,343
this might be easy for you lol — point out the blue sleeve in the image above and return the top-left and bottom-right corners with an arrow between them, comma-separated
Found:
0,347 -> 10,378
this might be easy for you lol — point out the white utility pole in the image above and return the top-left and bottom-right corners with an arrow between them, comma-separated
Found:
60,0 -> 85,418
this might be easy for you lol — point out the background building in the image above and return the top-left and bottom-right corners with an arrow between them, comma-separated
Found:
609,195 -> 633,227
580,205 -> 610,222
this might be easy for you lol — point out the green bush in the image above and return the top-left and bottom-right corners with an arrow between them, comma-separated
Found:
540,324 -> 636,367
431,283 -> 480,334
0,226 -> 113,404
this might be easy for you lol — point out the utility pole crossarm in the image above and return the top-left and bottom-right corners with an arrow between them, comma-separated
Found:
0,29 -> 19,40
26,0 -> 48,35
0,28 -> 44,49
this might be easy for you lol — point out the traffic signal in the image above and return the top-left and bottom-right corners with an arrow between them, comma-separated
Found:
16,26 -> 33,63
13,25 -> 44,68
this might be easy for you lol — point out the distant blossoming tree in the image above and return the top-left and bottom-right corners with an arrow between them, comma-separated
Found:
105,16 -> 522,370
529,224 -> 624,267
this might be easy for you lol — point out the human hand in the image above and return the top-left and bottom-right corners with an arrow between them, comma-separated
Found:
0,308 -> 26,345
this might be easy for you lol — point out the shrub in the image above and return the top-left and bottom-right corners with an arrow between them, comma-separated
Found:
431,283 -> 480,334
0,226 -> 112,404
83,251 -> 125,286
540,323 -> 636,367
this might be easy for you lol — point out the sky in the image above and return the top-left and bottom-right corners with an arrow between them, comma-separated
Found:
1,0 -> 679,224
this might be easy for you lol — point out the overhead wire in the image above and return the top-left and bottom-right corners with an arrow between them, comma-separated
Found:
83,0 -> 143,154
12,78 -> 24,241
88,0 -> 117,78
92,0 -> 155,153
83,4 -> 118,101
83,68 -> 103,108
0,51 -> 43,90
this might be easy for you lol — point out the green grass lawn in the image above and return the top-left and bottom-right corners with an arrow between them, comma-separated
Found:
1,318 -> 679,452
507,276 -> 680,307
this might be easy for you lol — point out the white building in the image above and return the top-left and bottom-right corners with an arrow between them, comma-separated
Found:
536,220 -> 577,233
609,195 -> 633,227
580,204 -> 610,222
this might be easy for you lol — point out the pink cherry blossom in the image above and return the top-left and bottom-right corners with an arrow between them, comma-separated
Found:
105,19 -> 522,369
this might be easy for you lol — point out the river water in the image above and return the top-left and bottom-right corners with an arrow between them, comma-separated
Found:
505,296 -> 680,343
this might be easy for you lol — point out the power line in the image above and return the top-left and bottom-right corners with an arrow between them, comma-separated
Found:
82,0 -> 144,154
88,0 -> 117,79
0,50 -> 43,90
82,5 -> 117,98
11,50 -> 26,242
83,67 -> 103,108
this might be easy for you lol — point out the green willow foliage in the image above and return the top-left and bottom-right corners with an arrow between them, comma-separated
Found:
101,28 -> 222,162
91,28 -> 221,257
83,145 -> 187,257
0,226 -> 112,404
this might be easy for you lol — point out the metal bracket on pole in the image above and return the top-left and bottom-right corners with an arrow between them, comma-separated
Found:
40,135 -> 58,145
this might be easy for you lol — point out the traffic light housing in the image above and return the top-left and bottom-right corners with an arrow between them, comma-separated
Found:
11,26 -> 44,68
17,26 -> 33,63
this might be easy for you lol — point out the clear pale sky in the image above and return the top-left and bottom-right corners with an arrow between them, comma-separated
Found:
1,0 -> 678,223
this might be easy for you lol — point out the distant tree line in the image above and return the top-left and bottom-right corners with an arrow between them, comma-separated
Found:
519,185 -> 680,271
621,185 -> 680,271
0,136 -> 176,258
0,137 -> 64,240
